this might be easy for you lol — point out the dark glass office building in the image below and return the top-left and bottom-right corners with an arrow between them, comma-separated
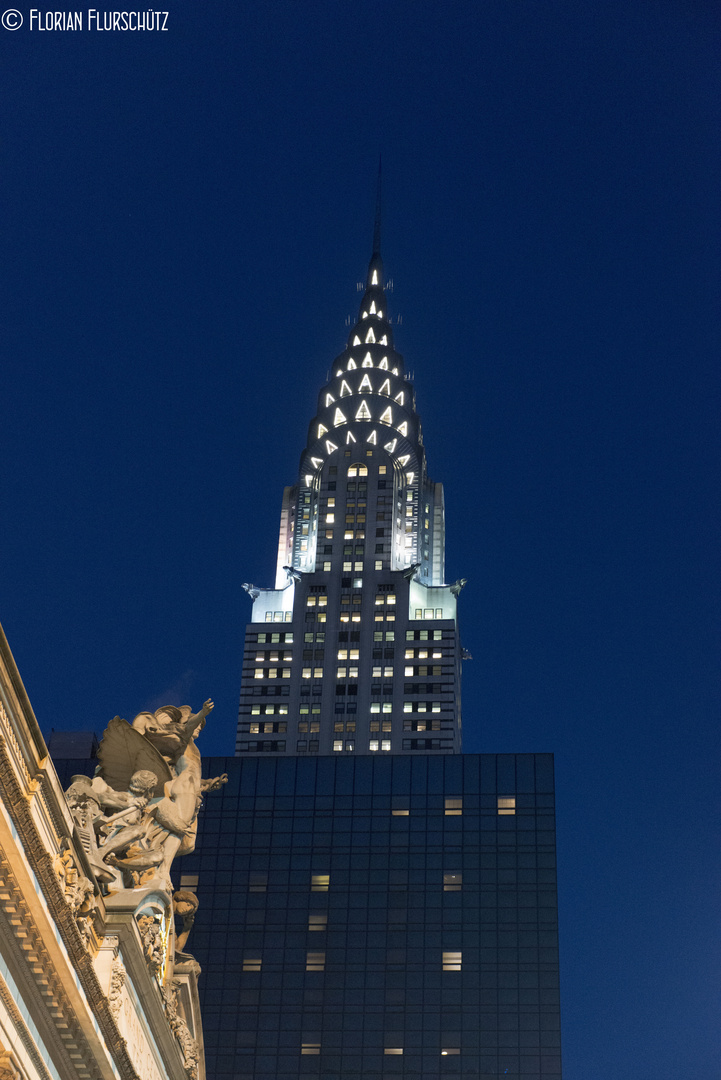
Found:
177,752 -> 561,1080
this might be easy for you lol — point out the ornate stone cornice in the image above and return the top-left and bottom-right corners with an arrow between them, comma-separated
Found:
0,735 -> 143,1080
0,976 -> 55,1080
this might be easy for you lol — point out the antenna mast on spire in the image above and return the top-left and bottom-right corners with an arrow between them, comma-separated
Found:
372,155 -> 382,256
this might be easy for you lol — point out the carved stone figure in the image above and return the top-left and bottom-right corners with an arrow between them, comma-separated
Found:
65,697 -> 227,892
107,957 -> 126,1019
136,913 -> 165,978
173,890 -> 199,953
54,839 -> 95,914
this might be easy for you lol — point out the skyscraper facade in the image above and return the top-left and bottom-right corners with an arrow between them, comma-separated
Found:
236,228 -> 463,758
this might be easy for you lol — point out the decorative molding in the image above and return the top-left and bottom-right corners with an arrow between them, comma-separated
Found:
0,973 -> 56,1080
0,735 -> 142,1080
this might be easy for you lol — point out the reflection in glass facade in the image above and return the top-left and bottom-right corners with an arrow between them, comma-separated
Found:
182,753 -> 561,1080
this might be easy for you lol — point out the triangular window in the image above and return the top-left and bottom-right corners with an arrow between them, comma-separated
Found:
394,391 -> 404,405
379,379 -> 391,396
378,358 -> 389,371
379,406 -> 393,426
317,423 -> 328,439
347,358 -> 357,370
358,373 -> 373,393
352,335 -> 361,346
366,430 -> 377,444
397,421 -> 408,437
355,401 -> 372,421
365,327 -> 376,343
362,353 -> 373,367
325,440 -> 338,454
397,455 -> 410,467
333,408 -> 348,426
311,457 -> 323,469
379,335 -> 388,345
371,270 -> 379,285
340,381 -> 352,398
325,393 -> 335,407
384,439 -> 397,454
369,301 -> 376,314
346,431 -> 356,444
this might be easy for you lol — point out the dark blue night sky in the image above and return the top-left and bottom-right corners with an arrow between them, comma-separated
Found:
1,1 -> 719,1074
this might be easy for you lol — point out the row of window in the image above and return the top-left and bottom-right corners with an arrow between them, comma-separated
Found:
242,951 -> 466,974
240,718 -> 454,736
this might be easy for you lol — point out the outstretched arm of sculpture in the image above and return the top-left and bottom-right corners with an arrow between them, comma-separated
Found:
185,698 -> 214,737
201,773 -> 228,793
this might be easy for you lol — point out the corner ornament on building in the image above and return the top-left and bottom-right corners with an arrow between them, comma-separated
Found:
65,699 -> 227,895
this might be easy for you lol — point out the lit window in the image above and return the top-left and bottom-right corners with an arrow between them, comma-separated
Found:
243,957 -> 262,972
404,666 -> 413,676
348,667 -> 359,678
337,667 -> 347,678
382,702 -> 392,713
308,913 -> 327,931
313,668 -> 323,678
386,595 -> 396,605
311,874 -> 329,891
375,560 -> 383,570
325,513 -> 334,523
323,561 -> 331,571
441,1048 -> 460,1056
445,798 -> 462,816
301,1044 -> 320,1055
443,873 -> 462,891
384,1049 -> 403,1055
333,740 -> 342,751
379,465 -> 386,474
372,666 -> 382,678
306,951 -> 325,971
337,649 -> 348,660
383,666 -> 393,677
392,809 -> 409,816
369,740 -> 379,751
442,951 -> 462,970
302,667 -> 312,679
381,740 -> 391,751
497,796 -> 516,815
349,649 -> 359,660
180,874 -> 199,893
355,401 -> 372,421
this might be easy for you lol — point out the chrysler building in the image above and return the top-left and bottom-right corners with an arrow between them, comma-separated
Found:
236,216 -> 464,756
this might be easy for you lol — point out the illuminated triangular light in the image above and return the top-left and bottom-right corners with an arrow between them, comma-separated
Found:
325,440 -> 338,454
336,370 -> 343,377
355,401 -> 372,421
352,335 -> 361,346
362,353 -> 373,367
406,472 -> 415,485
358,373 -> 373,393
366,430 -> 377,444
361,311 -> 368,320
384,439 -> 397,454
379,406 -> 393,425
378,358 -> 388,370
379,378 -> 391,396
380,336 -> 388,345
394,391 -> 404,405
370,301 -> 376,314
340,380 -> 352,398
333,408 -> 347,426
397,422 -> 408,436
397,455 -> 410,467
317,423 -> 328,438
365,327 -> 376,343
378,311 -> 383,319
392,367 -> 398,375
346,431 -> 356,444
325,393 -> 335,406
347,358 -> 357,370
371,270 -> 378,285
305,474 -> 313,487
310,457 -> 323,469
